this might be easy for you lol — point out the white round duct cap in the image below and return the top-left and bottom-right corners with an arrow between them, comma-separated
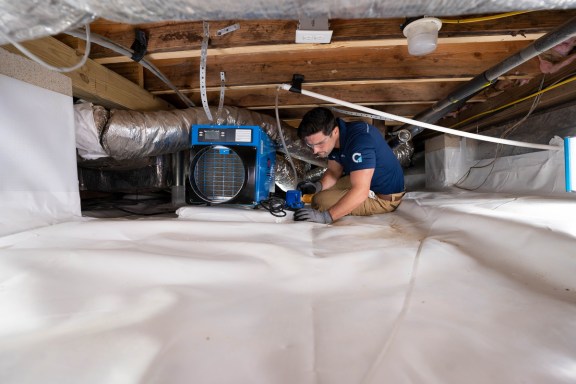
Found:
403,17 -> 442,56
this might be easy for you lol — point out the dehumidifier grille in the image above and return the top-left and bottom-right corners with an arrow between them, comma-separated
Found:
192,145 -> 246,203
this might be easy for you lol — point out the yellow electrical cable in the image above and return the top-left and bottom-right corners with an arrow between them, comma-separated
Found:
450,75 -> 576,128
439,11 -> 534,24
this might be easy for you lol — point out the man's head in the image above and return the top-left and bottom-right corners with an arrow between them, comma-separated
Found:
297,107 -> 339,158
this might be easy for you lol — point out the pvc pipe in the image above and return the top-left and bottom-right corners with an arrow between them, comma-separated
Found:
281,84 -> 562,151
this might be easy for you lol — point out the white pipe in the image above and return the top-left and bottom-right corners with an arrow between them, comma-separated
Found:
280,84 -> 562,151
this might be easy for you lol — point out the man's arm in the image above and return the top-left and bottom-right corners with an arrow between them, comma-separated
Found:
319,160 -> 343,191
327,168 -> 374,221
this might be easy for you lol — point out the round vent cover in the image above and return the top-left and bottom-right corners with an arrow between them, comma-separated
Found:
190,145 -> 246,203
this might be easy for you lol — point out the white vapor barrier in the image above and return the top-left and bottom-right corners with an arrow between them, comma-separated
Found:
0,74 -> 81,237
1,191 -> 576,383
426,138 -> 566,193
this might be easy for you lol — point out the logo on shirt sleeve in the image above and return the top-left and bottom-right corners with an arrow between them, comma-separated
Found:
352,152 -> 362,163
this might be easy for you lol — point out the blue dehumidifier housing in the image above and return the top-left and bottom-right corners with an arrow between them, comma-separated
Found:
187,125 -> 276,206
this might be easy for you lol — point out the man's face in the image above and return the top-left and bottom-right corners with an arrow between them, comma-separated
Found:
304,128 -> 337,158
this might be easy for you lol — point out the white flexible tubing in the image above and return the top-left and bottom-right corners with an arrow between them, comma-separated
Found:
280,84 -> 562,151
275,87 -> 299,184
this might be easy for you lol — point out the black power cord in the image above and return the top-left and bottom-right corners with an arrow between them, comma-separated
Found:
258,196 -> 288,217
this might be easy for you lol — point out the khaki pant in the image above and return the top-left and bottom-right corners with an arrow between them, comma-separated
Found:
312,176 -> 405,216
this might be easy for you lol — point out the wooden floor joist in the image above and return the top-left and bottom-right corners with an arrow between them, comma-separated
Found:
4,37 -> 172,111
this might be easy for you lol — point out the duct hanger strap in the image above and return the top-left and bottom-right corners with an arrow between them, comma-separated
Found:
216,23 -> 240,36
216,71 -> 226,124
200,21 -> 213,122
330,107 -> 393,121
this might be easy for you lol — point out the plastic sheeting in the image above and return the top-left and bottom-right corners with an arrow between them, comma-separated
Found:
425,135 -> 566,193
3,0 -> 576,45
0,74 -> 81,237
74,102 -> 108,160
1,190 -> 576,383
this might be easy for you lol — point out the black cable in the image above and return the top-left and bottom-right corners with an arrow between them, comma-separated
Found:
258,196 -> 288,217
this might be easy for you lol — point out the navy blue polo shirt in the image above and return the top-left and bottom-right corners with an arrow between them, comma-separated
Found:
328,119 -> 404,195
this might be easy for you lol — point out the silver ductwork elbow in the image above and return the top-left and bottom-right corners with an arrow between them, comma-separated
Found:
391,129 -> 415,168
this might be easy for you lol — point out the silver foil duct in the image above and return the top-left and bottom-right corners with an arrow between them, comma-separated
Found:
102,106 -> 327,167
391,129 -> 415,168
0,1 -> 92,45
393,142 -> 415,168
92,105 -> 109,135
274,154 -> 312,191
78,155 -> 172,192
304,167 -> 327,182
3,1 -> 576,44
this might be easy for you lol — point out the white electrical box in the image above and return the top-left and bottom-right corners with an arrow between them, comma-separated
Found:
295,29 -> 333,44
295,16 -> 333,44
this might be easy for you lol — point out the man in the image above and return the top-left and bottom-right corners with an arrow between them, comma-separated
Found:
294,107 -> 405,224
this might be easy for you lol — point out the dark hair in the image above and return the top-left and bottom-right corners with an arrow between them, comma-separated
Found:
297,107 -> 336,140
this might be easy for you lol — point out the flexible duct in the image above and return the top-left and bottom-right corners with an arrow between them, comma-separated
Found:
101,106 -> 327,168
3,0 -> 576,44
274,154 -> 311,191
391,129 -> 415,167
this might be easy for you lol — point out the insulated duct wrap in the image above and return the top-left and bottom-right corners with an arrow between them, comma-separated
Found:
3,0 -> 576,44
92,105 -> 109,133
0,1 -> 92,44
274,154 -> 311,191
102,106 -> 326,167
78,155 -> 172,192
391,129 -> 415,167
393,142 -> 416,168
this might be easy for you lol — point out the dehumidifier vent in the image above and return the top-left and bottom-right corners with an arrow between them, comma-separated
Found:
192,146 -> 245,203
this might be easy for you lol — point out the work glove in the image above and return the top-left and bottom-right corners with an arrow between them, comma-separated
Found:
296,180 -> 322,194
293,208 -> 333,224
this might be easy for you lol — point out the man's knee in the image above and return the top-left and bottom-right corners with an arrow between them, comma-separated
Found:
311,191 -> 332,212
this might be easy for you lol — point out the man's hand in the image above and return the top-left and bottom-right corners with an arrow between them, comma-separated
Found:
293,208 -> 333,224
296,180 -> 322,194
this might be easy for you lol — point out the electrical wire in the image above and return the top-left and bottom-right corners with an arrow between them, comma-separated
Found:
258,196 -> 288,217
0,23 -> 92,73
439,11 -> 535,24
275,86 -> 299,185
65,28 -> 196,108
450,74 -> 576,129
330,106 -> 393,121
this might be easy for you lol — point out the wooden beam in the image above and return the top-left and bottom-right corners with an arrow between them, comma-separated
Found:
178,81 -> 490,109
4,37 -> 172,111
87,10 -> 576,59
93,34 -> 545,65
141,41 -> 541,90
150,76 -> 531,95
437,59 -> 576,132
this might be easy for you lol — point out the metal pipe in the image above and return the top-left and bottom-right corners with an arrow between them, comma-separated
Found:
402,16 -> 576,137
171,151 -> 186,207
